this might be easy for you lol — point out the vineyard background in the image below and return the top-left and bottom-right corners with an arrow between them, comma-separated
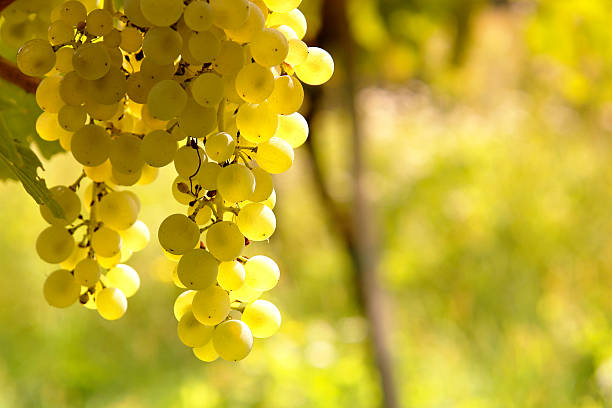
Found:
2,0 -> 612,407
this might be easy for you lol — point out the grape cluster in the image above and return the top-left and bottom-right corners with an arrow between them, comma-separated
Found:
12,0 -> 333,362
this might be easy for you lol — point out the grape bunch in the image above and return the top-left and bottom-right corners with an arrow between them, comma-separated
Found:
12,0 -> 333,362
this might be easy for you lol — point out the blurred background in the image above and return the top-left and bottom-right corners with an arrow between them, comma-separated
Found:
3,0 -> 612,406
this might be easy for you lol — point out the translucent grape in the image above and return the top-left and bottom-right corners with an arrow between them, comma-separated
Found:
57,104 -> 86,132
177,248 -> 218,290
87,67 -> 127,105
275,112 -> 308,148
242,299 -> 281,338
178,98 -> 217,138
174,290 -> 196,320
147,79 -> 188,120
266,75 -> 303,114
58,1 -> 87,26
43,269 -> 80,308
119,220 -> 150,252
48,20 -> 73,46
141,130 -> 177,167
212,40 -> 245,75
105,264 -> 140,297
191,73 -> 224,108
236,202 -> 276,241
104,29 -> 122,49
85,100 -> 120,121
36,226 -> 75,264
99,191 -> 139,231
184,0 -> 214,31
225,2 -> 265,44
140,0 -> 183,27
267,9 -> 307,40
217,260 -> 245,291
40,185 -> 81,226
210,0 -> 249,30
294,47 -> 334,85
74,257 -> 100,287
192,285 -> 230,326
96,287 -> 128,320
235,62 -> 274,104
178,310 -> 214,347
254,136 -> 294,174
286,38 -> 308,66
236,102 -> 278,144
171,176 -> 199,205
72,42 -> 110,80
124,0 -> 152,27
205,132 -> 235,163
188,30 -> 221,63
91,226 -> 122,258
71,124 -> 110,166
158,214 -> 200,255
120,26 -> 143,53
205,221 -> 245,261
244,255 -> 280,290
60,245 -> 88,271
213,320 -> 253,361
126,72 -> 151,104
59,71 -> 88,106
193,341 -> 219,362
140,59 -> 175,84
230,282 -> 263,303
250,28 -> 288,67
86,9 -> 113,36
188,204 -> 213,226
174,145 -> 206,179
54,46 -> 74,73
196,162 -> 221,190
249,167 -> 273,202
216,163 -> 255,203
36,112 -> 68,142
17,39 -> 56,77
263,0 -> 301,12
142,27 -> 182,65
112,167 -> 142,186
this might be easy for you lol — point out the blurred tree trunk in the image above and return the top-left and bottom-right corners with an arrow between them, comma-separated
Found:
303,1 -> 399,408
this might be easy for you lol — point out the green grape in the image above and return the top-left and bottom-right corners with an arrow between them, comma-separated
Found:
84,160 -> 112,182
72,42 -> 110,80
177,248 -> 218,289
294,47 -> 334,85
54,46 -> 74,73
263,188 -> 276,209
107,46 -> 124,68
36,226 -> 75,264
142,27 -> 182,65
178,310 -> 214,347
97,251 -> 121,269
60,245 -> 88,271
250,28 -> 288,67
172,176 -> 199,205
267,9 -> 307,40
222,72 -> 242,104
174,145 -> 206,179
96,287 -> 128,320
60,71 -> 88,106
172,265 -> 186,288
86,9 -> 113,36
188,30 -> 221,63
217,260 -> 245,291
216,163 -> 255,203
193,340 -> 219,362
188,204 -> 213,226
254,136 -> 294,174
158,213 -> 200,255
87,67 -> 128,105
91,226 -> 122,258
235,62 -> 274,103
104,29 -> 122,48
119,220 -> 150,252
138,164 -> 158,185
191,73 -> 224,108
105,264 -> 140,297
212,320 -> 253,361
184,0 -> 214,31
58,1 -> 87,26
263,0 -> 300,12
229,281 -> 262,303
212,40 -> 245,75
59,129 -> 73,151
178,97 -> 217,138
242,299 -> 281,338
141,129 -> 178,167
43,269 -> 80,308
40,185 -> 81,226
57,104 -> 86,131
192,285 -> 230,326
236,102 -> 278,144
147,79 -> 188,120
267,75 -> 303,114
74,257 -> 101,287
109,133 -> 145,175
169,122 -> 187,141
126,72 -> 152,104
196,162 -> 221,190
85,100 -> 120,121
140,58 -> 175,84
205,221 -> 245,261
120,26 -> 143,53
48,20 -> 73,46
275,112 -> 308,148
174,290 -> 196,321
244,255 -> 279,290
210,0 -> 249,29
236,202 -> 276,241
251,0 -> 269,15
249,167 -> 273,202
124,0 -> 152,27
205,132 -> 236,163
36,112 -> 69,142
112,167 -> 142,186
17,39 -> 56,77
140,0 -> 183,27
286,38 -> 308,66
99,190 -> 139,231
225,2 -> 265,44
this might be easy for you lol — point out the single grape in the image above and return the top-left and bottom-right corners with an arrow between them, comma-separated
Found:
294,47 -> 334,86
249,167 -> 273,202
236,202 -> 276,241
104,264 -> 140,297
119,220 -> 150,252
250,28 -> 288,67
192,285 -> 230,326
217,260 -> 245,291
205,221 -> 244,262
91,226 -> 122,258
158,214 -> 200,255
178,309 -> 214,347
205,132 -> 235,163
242,299 -> 281,338
142,27 -> 182,65
141,130 -> 178,167
254,137 -> 294,174
74,257 -> 101,287
192,340 -> 219,362
263,0 -> 301,13
57,104 -> 87,132
174,290 -> 196,321
147,79 -> 188,120
109,133 -> 145,175
244,255 -> 280,290
17,39 -> 56,77
226,2 -> 265,44
72,42 -> 111,80
177,248 -> 218,290
140,0 -> 184,27
184,1 -> 214,31
209,0 -> 249,30
96,287 -> 128,320
39,185 -> 81,226
71,124 -> 111,166
275,112 -> 308,148
236,102 -> 278,144
174,145 -> 206,179
58,1 -> 87,26
266,75 -> 303,115
235,62 -> 274,104
43,269 -> 80,308
36,226 -> 75,264
216,163 -> 255,203
212,320 -> 253,361
86,9 -> 114,36
267,9 -> 307,40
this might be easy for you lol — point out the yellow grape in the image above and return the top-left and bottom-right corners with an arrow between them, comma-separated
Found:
142,130 -> 178,167
147,79 -> 188,120
158,214 -> 200,255
254,136 -> 294,174
177,248 -> 218,290
266,75 -> 303,114
184,1 -> 214,31
140,0 -> 184,27
236,202 -> 276,241
39,185 -> 81,226
178,309 -> 214,347
17,39 -> 56,77
86,9 -> 114,36
210,0 -> 249,29
212,320 -> 253,361
250,28 -> 288,67
234,62 -> 274,104
294,47 -> 334,85
192,285 -> 231,326
242,299 -> 281,338
72,42 -> 111,80
225,2 -> 265,44
249,167 -> 273,202
217,260 -> 245,291
74,257 -> 100,287
192,341 -> 219,362
96,287 -> 128,320
205,132 -> 236,163
216,163 -> 255,203
267,9 -> 307,40
174,145 -> 206,179
36,226 -> 75,264
119,220 -> 150,252
43,269 -> 80,308
174,290 -> 196,321
205,221 -> 245,261
36,76 -> 64,113
263,0 -> 301,13
91,226 -> 122,258
109,133 -> 145,175
104,264 -> 140,297
244,255 -> 280,290
99,190 -> 139,230
236,102 -> 278,144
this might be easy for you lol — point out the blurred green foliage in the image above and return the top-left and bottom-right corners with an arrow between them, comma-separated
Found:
2,0 -> 612,407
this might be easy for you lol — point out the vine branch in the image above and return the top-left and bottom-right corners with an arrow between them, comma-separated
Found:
0,0 -> 16,13
0,56 -> 41,94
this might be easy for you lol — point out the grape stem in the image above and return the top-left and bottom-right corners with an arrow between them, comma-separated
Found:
69,171 -> 87,192
0,56 -> 40,94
